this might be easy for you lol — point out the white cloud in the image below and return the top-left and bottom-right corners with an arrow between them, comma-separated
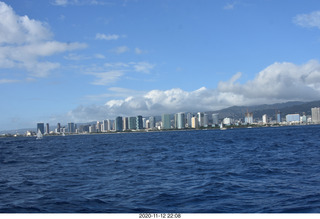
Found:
0,78 -> 20,84
52,0 -> 107,6
88,70 -> 125,85
217,60 -> 320,104
94,53 -> 106,59
135,47 -> 148,55
111,46 -> 130,54
53,0 -> 69,6
223,2 -> 237,10
68,60 -> 320,122
132,62 -> 155,74
95,33 -> 120,40
0,1 -> 86,78
293,10 -> 320,29
87,61 -> 155,85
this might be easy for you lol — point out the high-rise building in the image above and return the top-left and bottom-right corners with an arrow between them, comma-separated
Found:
162,114 -> 171,129
57,123 -> 61,133
45,123 -> 49,134
107,119 -> 112,131
197,112 -> 204,127
191,116 -> 199,129
115,117 -> 123,132
96,121 -> 101,132
89,124 -> 96,133
203,113 -> 208,127
174,114 -> 178,129
212,114 -> 219,125
102,120 -> 108,132
37,123 -> 45,134
276,111 -> 281,123
149,116 -> 156,129
245,112 -> 253,124
128,117 -> 137,130
123,117 -> 128,131
311,107 -> 320,124
176,112 -> 185,129
186,113 -> 192,128
262,114 -> 267,124
68,123 -> 75,133
136,115 -> 143,130
142,117 -> 146,129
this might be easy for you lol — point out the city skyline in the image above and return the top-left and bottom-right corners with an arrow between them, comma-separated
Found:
1,0 -> 320,131
27,105 -> 320,136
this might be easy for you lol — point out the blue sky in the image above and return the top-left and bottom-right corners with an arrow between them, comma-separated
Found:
1,0 -> 320,131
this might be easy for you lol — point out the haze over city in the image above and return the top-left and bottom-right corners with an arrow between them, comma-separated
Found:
1,0 -> 320,131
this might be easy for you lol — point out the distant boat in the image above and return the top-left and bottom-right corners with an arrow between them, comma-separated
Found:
36,129 -> 43,140
61,132 -> 65,136
220,123 -> 227,130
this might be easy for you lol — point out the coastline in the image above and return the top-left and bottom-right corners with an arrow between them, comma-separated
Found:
0,122 -> 315,138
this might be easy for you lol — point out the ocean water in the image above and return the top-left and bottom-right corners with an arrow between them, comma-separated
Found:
0,125 -> 320,213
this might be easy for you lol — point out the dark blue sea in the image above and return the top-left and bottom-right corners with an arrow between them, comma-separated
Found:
1,125 -> 320,213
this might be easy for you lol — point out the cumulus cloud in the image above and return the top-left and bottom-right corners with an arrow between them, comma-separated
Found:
293,10 -> 320,29
0,1 -> 86,78
67,60 -> 320,122
218,60 -> 320,104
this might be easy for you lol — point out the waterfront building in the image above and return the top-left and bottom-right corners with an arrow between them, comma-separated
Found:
89,124 -> 96,133
136,116 -> 143,130
57,123 -> 61,133
262,114 -> 267,124
212,114 -> 219,126
197,112 -> 204,127
123,117 -> 128,131
174,114 -> 178,129
203,113 -> 208,127
115,117 -> 123,132
186,113 -> 192,128
45,123 -> 49,134
79,125 -> 90,133
68,123 -> 75,133
96,121 -> 101,132
177,112 -> 185,129
311,107 -> 320,124
286,114 -> 300,123
107,119 -> 113,131
191,116 -> 199,129
149,116 -> 156,129
128,117 -> 137,130
102,120 -> 108,132
37,123 -> 45,134
223,118 -> 232,126
300,115 -> 307,123
245,112 -> 253,124
162,114 -> 171,129
276,111 -> 281,123
142,117 -> 146,129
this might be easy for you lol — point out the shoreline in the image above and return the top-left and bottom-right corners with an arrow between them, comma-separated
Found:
1,123 -> 317,138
